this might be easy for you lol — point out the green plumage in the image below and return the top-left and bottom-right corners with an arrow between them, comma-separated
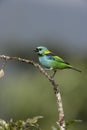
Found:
34,46 -> 81,77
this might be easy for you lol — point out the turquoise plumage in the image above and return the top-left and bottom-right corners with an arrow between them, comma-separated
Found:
34,46 -> 81,77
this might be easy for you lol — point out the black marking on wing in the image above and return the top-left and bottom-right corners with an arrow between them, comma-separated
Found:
45,53 -> 55,60
46,53 -> 70,65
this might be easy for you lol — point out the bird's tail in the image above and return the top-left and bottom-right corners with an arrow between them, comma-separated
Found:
70,66 -> 82,72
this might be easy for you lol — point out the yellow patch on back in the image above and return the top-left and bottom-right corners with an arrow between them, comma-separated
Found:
42,50 -> 51,55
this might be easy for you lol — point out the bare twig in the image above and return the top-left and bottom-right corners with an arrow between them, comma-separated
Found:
0,55 -> 65,130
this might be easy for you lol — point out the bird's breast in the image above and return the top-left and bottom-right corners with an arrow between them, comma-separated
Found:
39,56 -> 51,68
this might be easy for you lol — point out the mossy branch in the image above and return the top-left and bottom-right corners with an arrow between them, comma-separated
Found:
0,55 -> 65,130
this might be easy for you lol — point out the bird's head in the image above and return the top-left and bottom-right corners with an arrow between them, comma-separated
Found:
34,46 -> 51,56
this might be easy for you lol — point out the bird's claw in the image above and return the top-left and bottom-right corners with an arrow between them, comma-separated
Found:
50,70 -> 57,79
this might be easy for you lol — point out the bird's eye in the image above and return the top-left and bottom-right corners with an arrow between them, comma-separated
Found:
39,48 -> 42,51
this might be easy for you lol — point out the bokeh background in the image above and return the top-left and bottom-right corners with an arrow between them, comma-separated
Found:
0,0 -> 87,130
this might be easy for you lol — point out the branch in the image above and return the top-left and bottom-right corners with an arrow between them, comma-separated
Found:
0,55 -> 65,130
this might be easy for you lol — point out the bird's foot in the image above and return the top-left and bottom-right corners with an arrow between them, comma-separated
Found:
50,70 -> 57,79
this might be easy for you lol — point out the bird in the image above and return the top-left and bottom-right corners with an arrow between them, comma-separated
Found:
34,46 -> 81,78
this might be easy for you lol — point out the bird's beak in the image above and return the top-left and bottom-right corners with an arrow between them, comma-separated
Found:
34,48 -> 38,52
34,49 -> 37,52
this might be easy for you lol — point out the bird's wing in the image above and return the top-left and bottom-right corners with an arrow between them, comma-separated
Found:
46,53 -> 69,64
53,56 -> 65,62
54,55 -> 70,64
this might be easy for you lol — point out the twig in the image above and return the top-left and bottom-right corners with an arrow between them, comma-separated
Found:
0,55 -> 66,130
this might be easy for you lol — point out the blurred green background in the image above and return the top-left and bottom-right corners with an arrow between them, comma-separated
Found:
0,0 -> 87,130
